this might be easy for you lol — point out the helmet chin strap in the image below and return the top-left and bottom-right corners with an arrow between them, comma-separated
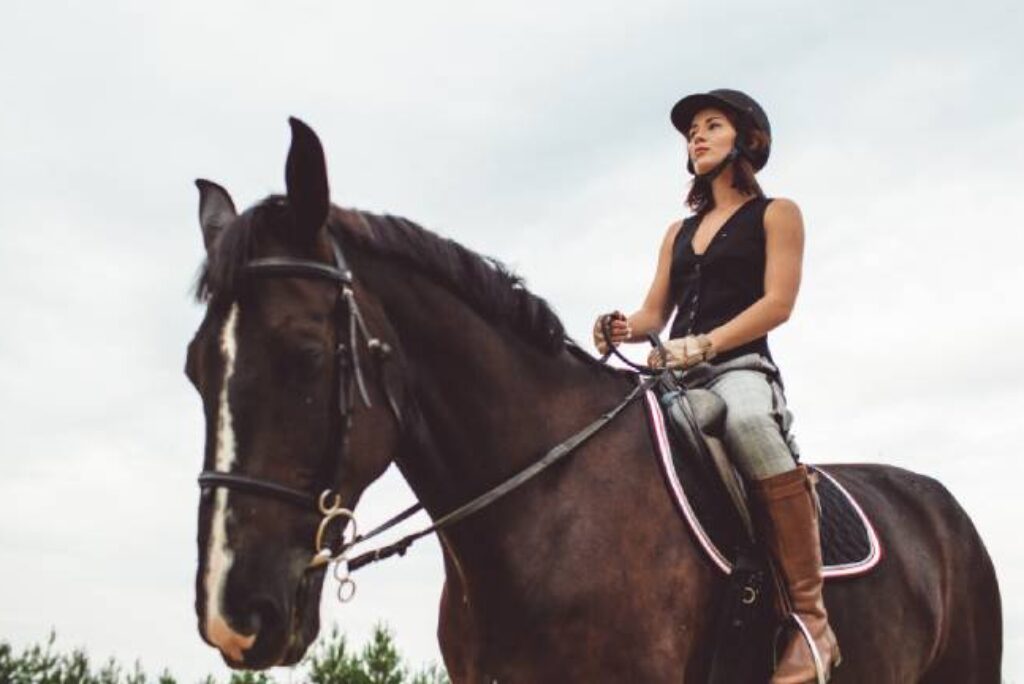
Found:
694,146 -> 741,182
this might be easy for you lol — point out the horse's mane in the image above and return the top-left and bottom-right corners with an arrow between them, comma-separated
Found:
335,209 -> 566,354
193,197 -> 567,355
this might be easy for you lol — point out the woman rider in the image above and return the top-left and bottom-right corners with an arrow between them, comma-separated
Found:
593,89 -> 840,683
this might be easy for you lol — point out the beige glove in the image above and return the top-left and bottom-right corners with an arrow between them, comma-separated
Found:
647,334 -> 716,369
593,311 -> 632,355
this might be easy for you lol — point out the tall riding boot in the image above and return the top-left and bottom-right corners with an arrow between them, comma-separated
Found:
751,465 -> 841,684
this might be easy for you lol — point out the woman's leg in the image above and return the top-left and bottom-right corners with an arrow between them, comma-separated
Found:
706,368 -> 797,480
709,368 -> 840,683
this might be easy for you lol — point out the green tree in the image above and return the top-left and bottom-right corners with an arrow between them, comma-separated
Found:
408,664 -> 449,684
0,631 -> 175,684
360,625 -> 404,684
226,672 -> 274,684
305,626 -> 371,684
0,625 -> 448,684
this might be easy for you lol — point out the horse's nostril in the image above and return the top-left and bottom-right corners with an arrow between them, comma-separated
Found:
248,595 -> 282,638
229,595 -> 288,667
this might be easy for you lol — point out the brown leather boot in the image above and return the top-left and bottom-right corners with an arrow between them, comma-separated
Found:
752,465 -> 841,684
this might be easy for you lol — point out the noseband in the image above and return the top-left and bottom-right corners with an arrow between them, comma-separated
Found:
197,230 -> 402,576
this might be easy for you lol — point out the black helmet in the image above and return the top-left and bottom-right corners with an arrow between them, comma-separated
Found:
670,89 -> 771,174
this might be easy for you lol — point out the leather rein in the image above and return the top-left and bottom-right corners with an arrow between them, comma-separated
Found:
197,230 -> 658,601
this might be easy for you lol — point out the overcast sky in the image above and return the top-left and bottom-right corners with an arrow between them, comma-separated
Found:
1,0 -> 1021,681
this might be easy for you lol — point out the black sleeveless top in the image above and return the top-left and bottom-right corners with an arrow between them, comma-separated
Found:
668,197 -> 774,364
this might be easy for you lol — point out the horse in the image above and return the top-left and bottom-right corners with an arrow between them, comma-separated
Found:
185,118 -> 1002,682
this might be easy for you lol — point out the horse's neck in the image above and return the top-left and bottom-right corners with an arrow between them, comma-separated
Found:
357,258 -> 701,648
363,259 -> 626,513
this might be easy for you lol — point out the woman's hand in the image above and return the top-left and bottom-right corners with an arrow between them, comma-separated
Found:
647,334 -> 716,369
593,311 -> 631,355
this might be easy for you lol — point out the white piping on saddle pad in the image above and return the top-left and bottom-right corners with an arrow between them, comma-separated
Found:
646,390 -> 733,574
814,468 -> 883,577
644,390 -> 882,578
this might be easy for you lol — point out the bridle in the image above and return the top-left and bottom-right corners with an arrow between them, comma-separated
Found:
197,225 -> 659,601
197,230 -> 402,584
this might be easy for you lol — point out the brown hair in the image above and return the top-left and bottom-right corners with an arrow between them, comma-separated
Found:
685,109 -> 770,218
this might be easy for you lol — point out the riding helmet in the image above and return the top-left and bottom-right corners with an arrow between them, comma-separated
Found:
670,89 -> 772,173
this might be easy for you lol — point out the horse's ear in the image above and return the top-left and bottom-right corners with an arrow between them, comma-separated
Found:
285,117 -> 330,242
195,179 -> 237,251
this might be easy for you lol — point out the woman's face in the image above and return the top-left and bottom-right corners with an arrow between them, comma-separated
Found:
686,106 -> 738,174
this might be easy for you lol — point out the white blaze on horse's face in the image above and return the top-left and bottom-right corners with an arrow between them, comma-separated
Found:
203,303 -> 255,660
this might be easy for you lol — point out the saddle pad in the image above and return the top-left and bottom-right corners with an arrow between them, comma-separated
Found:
644,391 -> 882,579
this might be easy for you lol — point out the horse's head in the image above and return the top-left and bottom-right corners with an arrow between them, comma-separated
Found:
186,119 -> 404,668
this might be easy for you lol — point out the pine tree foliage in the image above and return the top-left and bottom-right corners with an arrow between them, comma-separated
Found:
359,625 -> 404,684
305,627 -> 367,684
0,631 -> 175,684
0,626 -> 450,684
226,672 -> 275,684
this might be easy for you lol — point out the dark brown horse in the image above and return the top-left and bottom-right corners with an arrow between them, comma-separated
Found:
185,119 -> 1002,681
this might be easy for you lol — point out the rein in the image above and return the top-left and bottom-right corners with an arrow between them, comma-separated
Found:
598,316 -> 664,375
342,372 -> 660,575
197,228 -> 661,601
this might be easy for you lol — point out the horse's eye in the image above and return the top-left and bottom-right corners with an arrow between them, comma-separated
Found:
303,345 -> 326,364
293,344 -> 327,378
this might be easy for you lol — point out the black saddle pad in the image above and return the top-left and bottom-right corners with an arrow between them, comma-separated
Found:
644,391 -> 882,579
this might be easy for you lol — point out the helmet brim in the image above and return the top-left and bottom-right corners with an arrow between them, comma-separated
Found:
670,93 -> 744,137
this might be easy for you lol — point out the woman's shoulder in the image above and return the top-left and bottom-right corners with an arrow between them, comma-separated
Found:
672,214 -> 698,234
661,217 -> 687,247
762,197 -> 803,229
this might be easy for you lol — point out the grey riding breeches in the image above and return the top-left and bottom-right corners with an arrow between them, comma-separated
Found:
675,353 -> 800,481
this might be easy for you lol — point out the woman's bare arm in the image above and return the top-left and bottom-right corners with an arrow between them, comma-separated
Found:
622,219 -> 685,340
705,198 -> 804,354
594,219 -> 683,352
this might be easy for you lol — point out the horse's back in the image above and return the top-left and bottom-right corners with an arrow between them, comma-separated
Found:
820,463 -> 1002,683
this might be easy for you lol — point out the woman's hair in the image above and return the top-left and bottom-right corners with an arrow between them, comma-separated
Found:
685,108 -> 770,217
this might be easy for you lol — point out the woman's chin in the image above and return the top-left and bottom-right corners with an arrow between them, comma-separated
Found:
692,158 -> 718,175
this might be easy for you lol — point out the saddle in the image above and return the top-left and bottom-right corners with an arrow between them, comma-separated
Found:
647,375 -> 881,683
649,375 -> 882,577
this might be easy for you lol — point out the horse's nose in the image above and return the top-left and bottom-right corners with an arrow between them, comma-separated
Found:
207,595 -> 285,665
206,612 -> 256,663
